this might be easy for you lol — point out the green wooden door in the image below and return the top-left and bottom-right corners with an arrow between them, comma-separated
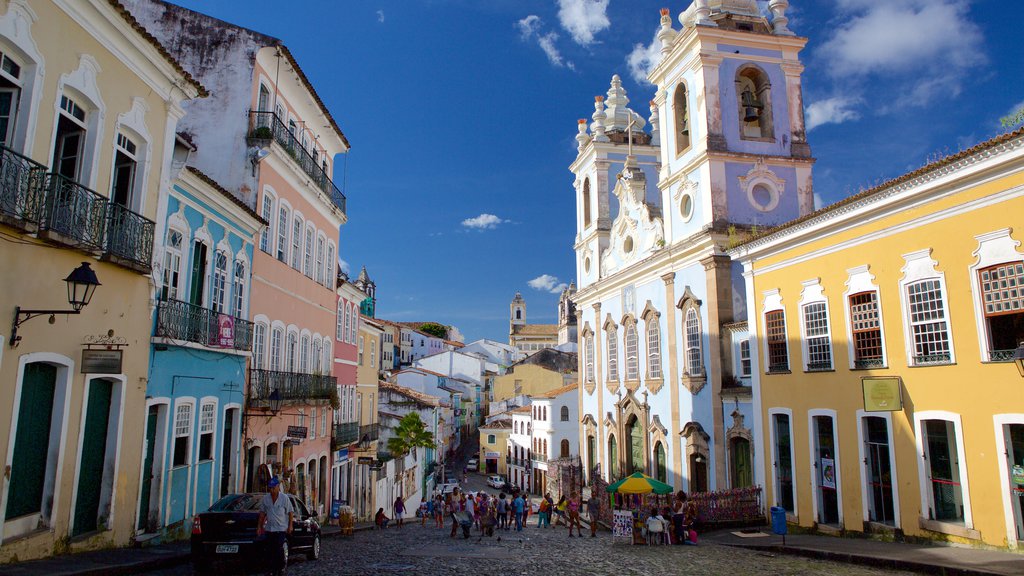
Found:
220,409 -> 233,497
73,379 -> 112,536
6,363 -> 56,519
138,405 -> 158,531
189,241 -> 207,306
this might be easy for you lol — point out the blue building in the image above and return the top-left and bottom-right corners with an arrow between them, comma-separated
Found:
139,155 -> 264,538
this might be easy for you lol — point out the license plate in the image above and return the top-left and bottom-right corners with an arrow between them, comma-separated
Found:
216,544 -> 239,554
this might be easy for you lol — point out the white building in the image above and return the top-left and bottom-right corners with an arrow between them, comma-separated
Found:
508,406 -> 533,492
574,1 -> 810,494
530,384 -> 580,496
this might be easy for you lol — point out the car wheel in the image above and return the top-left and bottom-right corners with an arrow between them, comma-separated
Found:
306,534 -> 320,560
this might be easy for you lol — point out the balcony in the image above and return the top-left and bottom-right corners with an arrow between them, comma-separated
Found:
854,358 -> 885,370
3,165 -> 154,275
247,111 -> 346,216
0,144 -> 46,230
333,422 -> 359,446
990,349 -> 1017,362
154,298 -> 253,352
357,423 -> 380,445
102,201 -> 155,273
912,352 -> 952,366
249,369 -> 336,406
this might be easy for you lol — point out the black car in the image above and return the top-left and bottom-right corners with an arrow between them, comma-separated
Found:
190,492 -> 321,574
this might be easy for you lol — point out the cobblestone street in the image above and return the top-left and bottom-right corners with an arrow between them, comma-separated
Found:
147,521 -> 918,576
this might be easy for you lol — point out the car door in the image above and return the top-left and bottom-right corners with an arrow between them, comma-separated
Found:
289,496 -> 312,548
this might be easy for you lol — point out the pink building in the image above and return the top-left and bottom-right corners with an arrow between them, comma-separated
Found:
331,275 -> 365,502
127,3 -> 350,518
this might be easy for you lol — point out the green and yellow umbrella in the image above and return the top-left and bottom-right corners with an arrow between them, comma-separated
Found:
605,472 -> 674,495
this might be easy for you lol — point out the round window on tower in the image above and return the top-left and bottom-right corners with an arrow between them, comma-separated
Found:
623,236 -> 634,254
680,193 -> 694,222
748,182 -> 779,212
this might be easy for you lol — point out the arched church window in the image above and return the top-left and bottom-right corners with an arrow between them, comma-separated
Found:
736,66 -> 773,140
583,177 -> 592,228
624,320 -> 639,381
674,83 -> 690,155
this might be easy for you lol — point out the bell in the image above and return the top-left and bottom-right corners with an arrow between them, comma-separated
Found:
743,106 -> 760,122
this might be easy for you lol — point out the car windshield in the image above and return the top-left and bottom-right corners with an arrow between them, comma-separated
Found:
208,494 -> 260,512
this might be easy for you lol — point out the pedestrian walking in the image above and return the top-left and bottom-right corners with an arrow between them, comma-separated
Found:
587,493 -> 600,537
497,493 -> 508,530
553,495 -> 568,526
257,477 -> 293,576
538,494 -> 551,527
394,495 -> 406,528
566,492 -> 582,537
434,495 -> 445,528
512,493 -> 526,532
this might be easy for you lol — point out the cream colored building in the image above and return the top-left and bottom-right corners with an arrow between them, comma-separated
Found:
0,0 -> 203,561
351,315 -> 382,519
478,419 -> 511,477
492,349 -> 578,403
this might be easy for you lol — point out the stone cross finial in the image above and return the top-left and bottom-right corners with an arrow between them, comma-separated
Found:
576,119 -> 591,152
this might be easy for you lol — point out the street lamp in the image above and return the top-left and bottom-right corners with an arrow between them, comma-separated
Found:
10,262 -> 101,347
268,388 -> 282,416
1013,343 -> 1024,378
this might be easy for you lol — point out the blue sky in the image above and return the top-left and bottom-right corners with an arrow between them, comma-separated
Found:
170,0 -> 1023,343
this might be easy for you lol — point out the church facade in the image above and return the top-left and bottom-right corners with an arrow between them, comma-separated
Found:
573,0 -> 810,493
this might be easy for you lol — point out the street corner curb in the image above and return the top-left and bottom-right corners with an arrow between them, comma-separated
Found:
719,543 -> 1001,576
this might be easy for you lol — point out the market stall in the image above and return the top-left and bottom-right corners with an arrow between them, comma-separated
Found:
605,472 -> 673,544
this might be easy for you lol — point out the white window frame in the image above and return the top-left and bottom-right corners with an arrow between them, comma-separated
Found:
312,336 -> 322,373
767,407 -> 797,519
327,242 -> 335,286
855,409 -> 902,529
172,401 -> 194,468
211,249 -> 229,313
762,289 -> 788,373
198,401 -> 216,462
843,265 -> 889,369
303,225 -> 314,277
606,325 -> 618,382
336,300 -> 345,341
276,203 -> 289,262
270,326 -> 284,371
684,309 -> 703,376
162,227 -> 185,301
914,410 -> 973,533
300,333 -> 310,373
259,190 -> 274,253
344,305 -> 351,344
624,320 -> 639,381
646,315 -> 662,379
286,330 -> 298,372
968,229 -> 1024,363
253,321 -> 267,369
798,279 -> 833,372
315,235 -> 325,285
739,339 -> 751,377
350,305 -> 358,343
232,258 -> 246,319
291,214 -> 303,270
899,249 -> 955,366
310,408 -> 317,440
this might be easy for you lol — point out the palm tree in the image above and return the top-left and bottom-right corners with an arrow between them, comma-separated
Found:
387,412 -> 435,457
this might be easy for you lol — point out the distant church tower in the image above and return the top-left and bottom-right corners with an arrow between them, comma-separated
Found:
510,292 -> 526,334
557,282 -> 578,346
354,266 -> 376,317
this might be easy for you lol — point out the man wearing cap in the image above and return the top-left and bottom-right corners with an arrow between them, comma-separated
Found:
258,477 -> 293,576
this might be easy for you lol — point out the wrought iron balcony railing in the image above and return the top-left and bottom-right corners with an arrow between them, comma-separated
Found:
39,173 -> 107,252
806,361 -> 833,372
912,352 -> 952,366
103,201 -> 155,272
155,298 -> 253,352
0,144 -> 46,228
767,361 -> 790,374
247,111 -> 346,216
333,422 -> 359,446
249,369 -> 336,405
357,423 -> 380,444
989,349 -> 1016,362
854,357 -> 885,370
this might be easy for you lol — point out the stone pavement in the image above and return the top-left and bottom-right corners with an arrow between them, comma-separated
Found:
144,518 -> 917,576
703,529 -> 1024,576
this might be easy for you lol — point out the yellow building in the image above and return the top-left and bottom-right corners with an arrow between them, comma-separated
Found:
478,418 -> 511,477
350,315 -> 382,519
0,0 -> 203,561
732,128 -> 1024,549
492,348 -> 577,403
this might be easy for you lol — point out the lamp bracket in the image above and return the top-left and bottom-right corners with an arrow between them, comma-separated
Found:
9,307 -> 81,348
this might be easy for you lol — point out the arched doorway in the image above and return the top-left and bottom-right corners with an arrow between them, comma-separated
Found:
654,442 -> 667,484
626,415 -> 644,474
689,454 -> 708,493
730,437 -> 752,488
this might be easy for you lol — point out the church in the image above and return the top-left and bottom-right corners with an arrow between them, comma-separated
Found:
572,0 -> 810,493
508,285 -> 578,355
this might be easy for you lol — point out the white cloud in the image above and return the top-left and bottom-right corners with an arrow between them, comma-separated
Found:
819,0 -> 984,105
557,0 -> 610,46
461,213 -> 507,230
805,95 -> 863,131
813,193 -> 824,211
338,257 -> 351,275
517,15 -> 574,69
626,33 -> 661,85
376,9 -> 385,23
528,274 -> 569,294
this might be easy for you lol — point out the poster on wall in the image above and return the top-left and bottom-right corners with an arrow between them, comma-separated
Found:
612,510 -> 633,539
820,457 -> 836,490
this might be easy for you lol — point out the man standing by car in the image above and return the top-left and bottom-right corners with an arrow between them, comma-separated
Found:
258,477 -> 293,576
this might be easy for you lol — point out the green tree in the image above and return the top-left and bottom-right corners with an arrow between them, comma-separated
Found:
386,412 -> 435,457
1002,104 -> 1024,129
418,322 -> 448,338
